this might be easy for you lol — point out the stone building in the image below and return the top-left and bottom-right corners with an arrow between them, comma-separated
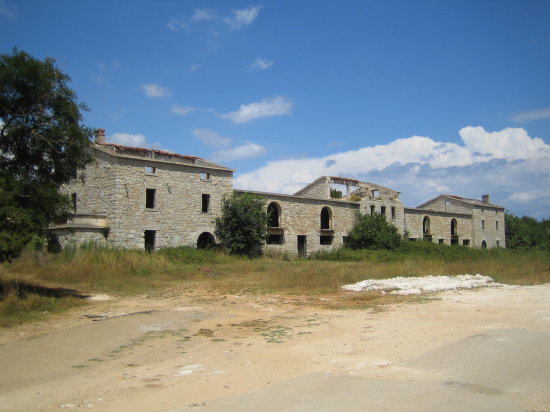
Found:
50,131 -> 505,253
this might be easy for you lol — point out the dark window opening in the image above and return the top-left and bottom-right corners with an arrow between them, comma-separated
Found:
482,220 -> 485,230
496,221 -> 499,231
451,218 -> 458,236
423,216 -> 431,235
451,237 -> 459,246
146,189 -> 156,209
297,235 -> 307,257
496,240 -> 500,247
370,205 -> 375,215
481,240 -> 487,249
320,207 -> 331,229
200,172 -> 211,181
145,166 -> 157,174
391,207 -> 396,220
197,232 -> 215,249
439,239 -> 444,245
71,193 -> 77,213
320,235 -> 333,245
267,234 -> 284,245
267,202 -> 281,227
144,230 -> 156,252
343,236 -> 350,247
380,206 -> 386,216
202,194 -> 210,213
463,239 -> 470,246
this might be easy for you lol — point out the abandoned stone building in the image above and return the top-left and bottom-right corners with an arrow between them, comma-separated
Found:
50,130 -> 506,254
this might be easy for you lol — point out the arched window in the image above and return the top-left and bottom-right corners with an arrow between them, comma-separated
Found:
423,216 -> 430,235
267,202 -> 281,228
197,232 -> 215,249
320,207 -> 332,230
481,240 -> 487,249
451,218 -> 458,236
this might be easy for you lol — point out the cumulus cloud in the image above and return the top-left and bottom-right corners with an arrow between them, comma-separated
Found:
247,58 -> 274,70
141,84 -> 170,98
211,143 -> 266,162
511,107 -> 550,123
221,96 -> 292,123
233,126 -> 550,218
108,133 -> 147,147
171,104 -> 196,116
224,6 -> 262,30
192,129 -> 231,148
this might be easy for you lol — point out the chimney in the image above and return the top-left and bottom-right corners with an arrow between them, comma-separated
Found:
481,194 -> 490,203
94,128 -> 106,145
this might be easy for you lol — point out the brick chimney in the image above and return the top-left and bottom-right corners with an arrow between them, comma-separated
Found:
481,194 -> 490,203
94,128 -> 106,145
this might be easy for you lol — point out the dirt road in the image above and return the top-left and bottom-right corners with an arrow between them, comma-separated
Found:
1,283 -> 549,411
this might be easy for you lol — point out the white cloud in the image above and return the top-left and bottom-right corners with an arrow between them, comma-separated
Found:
224,6 -> 262,30
189,64 -> 201,72
171,104 -> 196,116
248,58 -> 274,70
511,107 -> 550,123
211,143 -> 266,162
108,133 -> 147,147
192,129 -> 231,148
233,126 -> 550,217
141,84 -> 170,98
221,96 -> 292,123
190,8 -> 216,22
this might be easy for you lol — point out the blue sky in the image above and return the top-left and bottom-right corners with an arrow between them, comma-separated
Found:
1,0 -> 549,218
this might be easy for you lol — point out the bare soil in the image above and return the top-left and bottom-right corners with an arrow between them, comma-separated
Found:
0,283 -> 549,411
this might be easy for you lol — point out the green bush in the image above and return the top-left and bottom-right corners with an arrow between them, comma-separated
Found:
347,212 -> 403,250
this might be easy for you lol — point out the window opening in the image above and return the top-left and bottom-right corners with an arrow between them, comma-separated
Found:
202,194 -> 210,213
145,189 -> 156,209
320,236 -> 333,245
320,207 -> 331,230
144,230 -> 156,252
267,234 -> 284,245
200,172 -> 211,181
496,221 -> 499,231
481,240 -> 487,249
482,220 -> 485,230
391,207 -> 396,220
496,240 -> 500,247
380,206 -> 386,216
343,236 -> 350,247
463,239 -> 470,246
370,205 -> 375,215
145,166 -> 157,174
71,193 -> 77,213
451,218 -> 458,236
297,235 -> 307,257
267,202 -> 280,227
439,239 -> 444,245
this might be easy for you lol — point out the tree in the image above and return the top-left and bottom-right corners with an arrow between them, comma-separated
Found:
347,212 -> 403,250
0,49 -> 93,261
215,193 -> 268,256
505,213 -> 550,250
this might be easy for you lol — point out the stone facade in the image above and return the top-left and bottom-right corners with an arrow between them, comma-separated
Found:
50,131 -> 505,253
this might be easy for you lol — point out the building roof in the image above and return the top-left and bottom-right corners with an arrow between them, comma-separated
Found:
417,194 -> 504,210
94,142 -> 234,172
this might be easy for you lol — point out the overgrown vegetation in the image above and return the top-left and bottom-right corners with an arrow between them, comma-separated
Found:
505,213 -> 550,250
215,192 -> 268,256
347,212 -> 403,250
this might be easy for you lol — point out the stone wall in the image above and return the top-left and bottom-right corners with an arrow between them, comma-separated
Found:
293,177 -> 331,199
404,209 -> 473,245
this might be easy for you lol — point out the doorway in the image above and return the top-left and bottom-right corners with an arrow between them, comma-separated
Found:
144,230 -> 156,252
297,235 -> 307,257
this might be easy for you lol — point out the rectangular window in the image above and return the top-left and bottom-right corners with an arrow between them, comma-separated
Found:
145,166 -> 157,175
439,239 -> 444,245
71,193 -> 77,213
202,194 -> 210,213
482,220 -> 485,230
370,205 -> 375,215
496,240 -> 500,247
496,221 -> 499,231
391,207 -> 396,220
145,188 -> 156,209
380,206 -> 386,216
463,239 -> 470,246
267,234 -> 284,245
320,235 -> 334,245
200,172 -> 211,181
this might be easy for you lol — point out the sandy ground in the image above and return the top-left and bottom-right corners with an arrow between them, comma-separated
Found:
0,283 -> 549,411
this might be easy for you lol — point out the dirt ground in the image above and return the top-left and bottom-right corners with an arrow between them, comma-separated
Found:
0,283 -> 549,411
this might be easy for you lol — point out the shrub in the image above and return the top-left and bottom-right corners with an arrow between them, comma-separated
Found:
347,212 -> 403,250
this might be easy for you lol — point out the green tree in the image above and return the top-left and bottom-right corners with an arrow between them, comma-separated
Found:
505,213 -> 550,250
347,212 -> 403,250
0,49 -> 93,261
215,193 -> 268,256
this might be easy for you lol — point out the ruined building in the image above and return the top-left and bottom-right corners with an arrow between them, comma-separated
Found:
50,130 -> 506,254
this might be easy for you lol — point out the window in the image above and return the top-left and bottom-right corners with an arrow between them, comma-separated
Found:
481,240 -> 487,249
71,193 -> 77,213
380,206 -> 386,216
451,218 -> 458,236
439,239 -> 444,245
320,207 -> 332,229
463,239 -> 470,246
202,194 -> 210,213
482,220 -> 485,230
267,234 -> 284,245
267,202 -> 281,227
423,216 -> 430,235
145,189 -> 156,209
370,205 -> 375,215
391,207 -> 396,220
496,240 -> 500,247
496,221 -> 499,231
200,172 -> 211,181
320,235 -> 333,245
145,166 -> 157,175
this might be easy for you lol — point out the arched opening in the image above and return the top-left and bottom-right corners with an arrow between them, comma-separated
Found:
481,240 -> 487,249
267,202 -> 281,228
450,218 -> 458,245
423,216 -> 430,235
197,232 -> 215,249
320,207 -> 332,230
